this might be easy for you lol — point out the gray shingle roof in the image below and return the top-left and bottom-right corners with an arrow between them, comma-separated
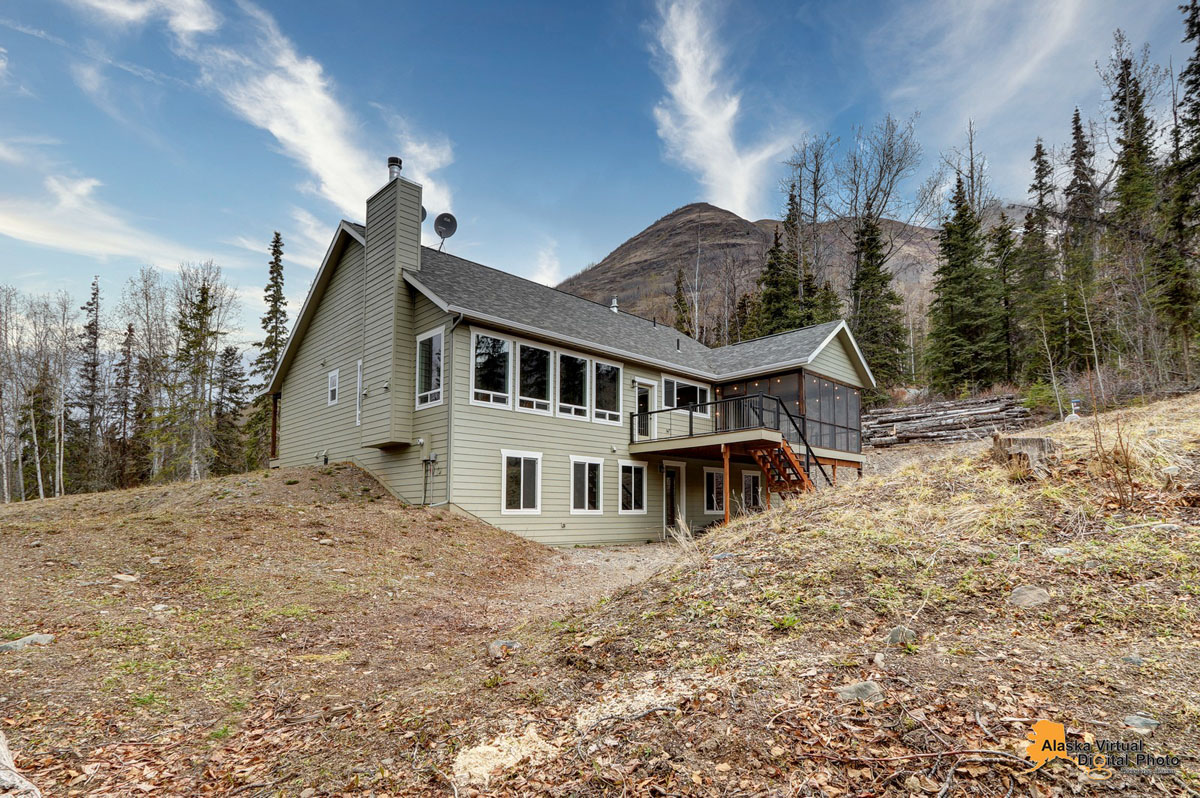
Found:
410,246 -> 849,380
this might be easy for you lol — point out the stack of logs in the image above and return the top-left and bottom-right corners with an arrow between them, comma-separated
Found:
863,395 -> 1033,448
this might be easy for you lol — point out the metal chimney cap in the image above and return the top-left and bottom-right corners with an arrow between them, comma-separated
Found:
387,156 -> 402,180
387,156 -> 402,168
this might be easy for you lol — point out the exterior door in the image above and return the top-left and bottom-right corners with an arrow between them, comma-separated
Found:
635,384 -> 652,440
743,471 -> 762,511
664,466 -> 678,530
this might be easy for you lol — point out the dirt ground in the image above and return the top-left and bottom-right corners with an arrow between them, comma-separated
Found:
0,465 -> 678,796
3,395 -> 1200,796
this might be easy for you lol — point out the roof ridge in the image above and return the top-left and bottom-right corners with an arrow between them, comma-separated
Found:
419,246 -> 708,347
715,319 -> 843,349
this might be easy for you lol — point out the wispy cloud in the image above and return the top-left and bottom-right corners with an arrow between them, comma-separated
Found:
67,0 -> 454,231
65,0 -> 220,39
0,47 -> 8,82
0,173 -> 199,266
650,0 -> 795,219
531,240 -> 562,286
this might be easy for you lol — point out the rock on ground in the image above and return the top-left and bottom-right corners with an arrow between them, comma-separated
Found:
0,634 -> 54,654
1008,585 -> 1051,608
885,625 -> 916,646
834,681 -> 884,703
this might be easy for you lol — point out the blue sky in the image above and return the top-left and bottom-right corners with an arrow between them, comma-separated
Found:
0,0 -> 1189,345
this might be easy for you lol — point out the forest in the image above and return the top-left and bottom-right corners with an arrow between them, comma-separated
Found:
3,10 -> 1200,501
674,13 -> 1200,412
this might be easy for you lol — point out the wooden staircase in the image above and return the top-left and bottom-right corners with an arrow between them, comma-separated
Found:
747,439 -> 815,495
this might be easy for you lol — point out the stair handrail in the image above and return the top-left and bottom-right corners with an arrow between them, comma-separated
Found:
753,392 -> 833,487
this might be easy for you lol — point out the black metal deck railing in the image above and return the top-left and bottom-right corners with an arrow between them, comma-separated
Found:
630,393 -> 831,486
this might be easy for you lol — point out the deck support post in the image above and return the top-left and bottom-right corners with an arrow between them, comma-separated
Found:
722,443 -> 730,525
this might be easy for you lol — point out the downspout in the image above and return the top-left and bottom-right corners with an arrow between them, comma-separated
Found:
435,311 -> 466,507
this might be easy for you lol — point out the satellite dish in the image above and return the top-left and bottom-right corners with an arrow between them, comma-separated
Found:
434,212 -> 457,250
420,205 -> 427,222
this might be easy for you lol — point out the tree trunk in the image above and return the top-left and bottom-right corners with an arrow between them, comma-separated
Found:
28,406 -> 43,500
0,729 -> 43,797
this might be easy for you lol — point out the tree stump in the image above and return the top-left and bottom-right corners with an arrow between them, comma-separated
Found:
992,434 -> 1060,477
0,730 -> 41,798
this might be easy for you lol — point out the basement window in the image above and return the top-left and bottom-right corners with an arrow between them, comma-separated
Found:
471,332 -> 511,407
327,369 -> 339,406
501,450 -> 541,514
593,360 -> 622,424
517,343 -> 553,414
704,468 -> 724,515
570,456 -> 603,514
558,353 -> 589,418
416,327 -> 444,408
619,460 -> 646,514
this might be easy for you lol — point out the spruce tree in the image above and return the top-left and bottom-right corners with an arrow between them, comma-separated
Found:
750,229 -> 803,336
812,281 -> 842,324
1016,138 -> 1065,379
926,176 -> 1003,393
252,232 -> 288,384
1062,109 -> 1100,371
1110,55 -> 1157,231
848,212 -> 907,399
110,323 -> 137,488
671,267 -> 694,337
986,215 -> 1020,383
77,276 -> 103,491
212,345 -> 247,475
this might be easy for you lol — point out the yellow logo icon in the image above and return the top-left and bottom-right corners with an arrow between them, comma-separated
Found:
1023,719 -> 1112,780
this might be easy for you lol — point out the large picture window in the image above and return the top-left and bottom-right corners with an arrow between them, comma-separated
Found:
619,460 -> 646,514
501,450 -> 541,514
416,327 -> 443,408
663,377 -> 710,416
471,332 -> 511,407
558,354 -> 589,418
593,361 -> 621,423
517,343 -> 552,414
570,456 -> 603,514
704,468 -> 724,514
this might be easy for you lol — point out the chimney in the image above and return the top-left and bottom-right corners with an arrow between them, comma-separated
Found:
610,296 -> 619,313
387,156 -> 403,181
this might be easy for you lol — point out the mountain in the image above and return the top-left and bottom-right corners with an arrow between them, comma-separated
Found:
558,202 -> 940,338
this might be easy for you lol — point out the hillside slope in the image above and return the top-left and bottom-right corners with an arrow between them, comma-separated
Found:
0,465 -> 672,796
558,202 -> 938,330
430,394 -> 1200,795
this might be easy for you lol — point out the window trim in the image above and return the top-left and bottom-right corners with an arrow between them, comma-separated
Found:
592,358 -> 623,425
515,341 -> 555,416
569,455 -> 604,516
469,329 -> 512,409
500,449 -> 542,515
555,350 -> 591,420
742,470 -> 762,511
415,326 -> 445,410
618,459 -> 648,515
662,374 -> 711,418
632,378 -> 657,441
355,359 -> 363,425
327,368 -> 339,406
703,467 -> 725,515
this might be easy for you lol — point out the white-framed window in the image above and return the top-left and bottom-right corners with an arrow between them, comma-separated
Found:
593,359 -> 622,424
557,353 -> 589,418
618,459 -> 647,514
517,342 -> 553,414
570,455 -> 603,515
704,467 -> 725,515
663,376 -> 710,417
501,449 -> 541,514
742,471 -> 762,511
471,331 -> 511,408
416,327 -> 444,409
355,359 -> 363,425
327,369 -> 339,406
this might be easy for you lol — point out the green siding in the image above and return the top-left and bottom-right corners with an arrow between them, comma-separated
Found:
806,330 -> 868,387
448,323 -> 725,545
275,234 -> 451,504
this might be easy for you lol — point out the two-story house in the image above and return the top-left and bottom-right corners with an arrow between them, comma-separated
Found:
264,160 -> 876,546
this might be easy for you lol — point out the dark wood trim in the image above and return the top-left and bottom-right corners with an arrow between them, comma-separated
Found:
270,393 -> 280,460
